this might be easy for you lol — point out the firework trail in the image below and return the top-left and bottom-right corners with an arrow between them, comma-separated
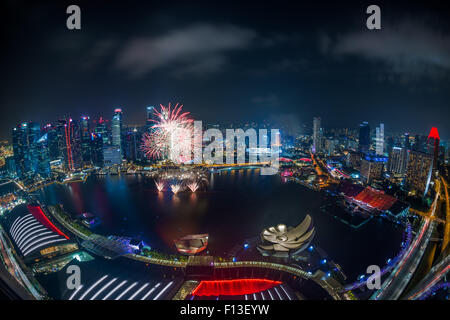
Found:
141,103 -> 194,163
171,184 -> 181,194
187,181 -> 199,192
155,180 -> 164,192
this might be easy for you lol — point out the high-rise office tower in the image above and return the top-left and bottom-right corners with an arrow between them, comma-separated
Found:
427,127 -> 440,170
375,123 -> 384,155
360,154 -> 386,183
90,133 -> 104,167
61,118 -> 82,172
413,134 -> 428,153
11,122 -> 42,177
312,117 -> 321,154
124,128 -> 141,162
47,126 -> 60,161
94,117 -> 109,146
358,121 -> 370,154
405,150 -> 433,197
146,106 -> 157,132
403,133 -> 411,150
36,134 -> 51,178
80,116 -> 92,165
388,146 -> 408,176
112,108 -> 123,157
12,123 -> 31,177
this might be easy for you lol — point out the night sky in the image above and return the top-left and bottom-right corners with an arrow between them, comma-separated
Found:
1,0 -> 450,140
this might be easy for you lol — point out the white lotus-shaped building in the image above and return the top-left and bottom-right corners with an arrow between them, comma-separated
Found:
258,215 -> 315,256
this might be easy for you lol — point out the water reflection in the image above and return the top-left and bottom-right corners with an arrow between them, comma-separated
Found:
38,169 -> 404,280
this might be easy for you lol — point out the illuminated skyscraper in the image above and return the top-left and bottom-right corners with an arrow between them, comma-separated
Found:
94,117 -> 109,146
146,106 -> 156,132
360,154 -> 386,183
59,118 -> 82,172
406,150 -> 433,197
312,117 -> 321,154
124,128 -> 142,162
375,123 -> 384,155
90,133 -> 104,167
12,123 -> 31,177
11,121 -> 50,178
388,146 -> 408,176
112,108 -> 123,157
358,121 -> 370,154
427,127 -> 440,170
80,116 -> 92,165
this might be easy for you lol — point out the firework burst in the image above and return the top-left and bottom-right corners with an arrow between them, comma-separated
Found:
171,184 -> 181,194
155,180 -> 165,192
141,103 -> 194,163
187,181 -> 199,193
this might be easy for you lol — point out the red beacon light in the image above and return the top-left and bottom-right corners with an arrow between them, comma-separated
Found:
428,127 -> 439,140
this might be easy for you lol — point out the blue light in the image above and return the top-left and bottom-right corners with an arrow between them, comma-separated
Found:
327,272 -> 331,277
232,257 -> 236,262
243,243 -> 249,249
308,245 -> 314,252
321,259 -> 327,264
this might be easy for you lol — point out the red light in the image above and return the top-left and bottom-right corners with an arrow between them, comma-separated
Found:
114,108 -> 122,113
191,279 -> 281,296
428,127 -> 440,140
27,205 -> 70,239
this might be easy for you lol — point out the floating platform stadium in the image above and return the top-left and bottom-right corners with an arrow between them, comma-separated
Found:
337,181 -> 409,218
257,215 -> 315,258
174,234 -> 208,255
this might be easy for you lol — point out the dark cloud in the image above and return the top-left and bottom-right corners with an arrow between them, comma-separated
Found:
114,24 -> 258,78
251,94 -> 281,108
323,20 -> 450,82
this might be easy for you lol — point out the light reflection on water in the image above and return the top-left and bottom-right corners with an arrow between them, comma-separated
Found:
38,169 -> 403,280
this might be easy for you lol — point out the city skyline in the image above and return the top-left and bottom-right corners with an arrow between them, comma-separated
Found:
0,0 -> 449,304
1,0 -> 450,140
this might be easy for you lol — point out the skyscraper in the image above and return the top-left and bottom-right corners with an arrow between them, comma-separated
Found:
312,117 -> 321,154
405,150 -> 433,197
427,127 -> 440,170
61,118 -> 82,172
112,108 -> 123,157
388,146 -> 408,176
90,133 -> 104,167
124,128 -> 142,163
358,121 -> 370,154
375,123 -> 384,155
360,154 -> 386,183
12,122 -> 42,177
146,106 -> 156,132
94,117 -> 109,146
80,116 -> 92,166
12,123 -> 31,177
36,134 -> 51,178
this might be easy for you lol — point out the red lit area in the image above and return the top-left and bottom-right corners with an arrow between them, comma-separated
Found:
428,127 -> 440,140
279,157 -> 293,162
191,279 -> 281,296
353,187 -> 397,211
27,205 -> 70,239
281,169 -> 293,177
